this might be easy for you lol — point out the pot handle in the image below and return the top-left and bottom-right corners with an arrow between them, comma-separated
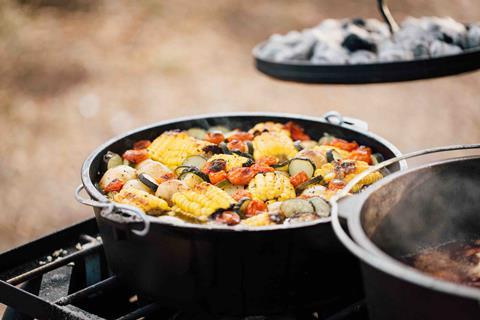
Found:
75,184 -> 150,236
330,143 -> 480,251
323,111 -> 369,132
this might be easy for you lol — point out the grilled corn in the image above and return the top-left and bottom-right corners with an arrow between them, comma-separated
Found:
248,122 -> 290,136
172,182 -> 235,221
114,187 -> 170,215
241,212 -> 274,227
147,131 -> 211,169
207,153 -> 251,171
247,172 -> 295,201
252,132 -> 297,161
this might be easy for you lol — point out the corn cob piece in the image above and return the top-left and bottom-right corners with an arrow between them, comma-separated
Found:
147,131 -> 211,169
344,170 -> 383,192
252,132 -> 297,161
314,163 -> 336,182
114,187 -> 170,215
313,145 -> 351,159
207,153 -> 251,171
241,212 -> 274,227
247,172 -> 295,202
248,121 -> 290,136
171,182 -> 235,222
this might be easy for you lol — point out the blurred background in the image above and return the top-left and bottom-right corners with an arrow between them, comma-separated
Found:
0,0 -> 479,253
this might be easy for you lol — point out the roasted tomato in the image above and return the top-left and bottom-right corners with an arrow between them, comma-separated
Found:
329,138 -> 359,152
231,189 -> 252,201
226,132 -> 254,142
227,139 -> 246,152
205,132 -> 225,144
290,171 -> 309,188
256,156 -> 278,166
133,140 -> 151,150
284,121 -> 310,141
123,149 -> 149,164
348,146 -> 372,164
227,167 -> 256,185
103,179 -> 124,192
209,170 -> 228,185
251,163 -> 275,174
328,179 -> 346,191
216,211 -> 241,226
246,199 -> 267,218
203,159 -> 227,174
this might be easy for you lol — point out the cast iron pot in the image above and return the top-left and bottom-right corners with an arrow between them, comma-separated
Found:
332,145 -> 480,320
76,112 -> 403,316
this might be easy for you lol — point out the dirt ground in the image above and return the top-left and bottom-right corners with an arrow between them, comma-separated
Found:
0,0 -> 479,255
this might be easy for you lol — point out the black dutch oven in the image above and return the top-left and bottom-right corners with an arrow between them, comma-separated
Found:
76,112 -> 403,316
332,144 -> 480,320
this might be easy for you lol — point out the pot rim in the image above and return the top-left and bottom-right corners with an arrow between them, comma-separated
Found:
346,155 -> 480,300
81,111 -> 404,232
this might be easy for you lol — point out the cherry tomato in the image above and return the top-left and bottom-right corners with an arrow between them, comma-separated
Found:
133,140 -> 151,150
328,179 -> 346,191
231,189 -> 252,202
227,139 -> 246,152
348,146 -> 372,164
329,139 -> 359,152
202,159 -> 227,174
209,170 -> 228,185
227,167 -> 256,185
246,199 -> 267,218
103,179 -> 124,192
226,132 -> 254,142
205,132 -> 225,144
216,211 -> 241,226
251,163 -> 275,174
284,121 -> 310,141
123,149 -> 149,164
256,156 -> 278,166
289,171 -> 309,188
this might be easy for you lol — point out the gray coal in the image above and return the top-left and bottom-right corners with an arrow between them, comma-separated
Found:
258,16 -> 480,64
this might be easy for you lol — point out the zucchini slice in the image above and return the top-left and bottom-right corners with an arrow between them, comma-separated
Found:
288,158 -> 316,178
138,173 -> 159,192
326,149 -> 342,163
318,133 -> 335,145
280,199 -> 314,218
182,155 -> 207,169
234,197 -> 252,218
371,153 -> 384,165
178,167 -> 209,182
245,141 -> 254,155
218,142 -> 232,154
309,197 -> 330,218
295,175 -> 325,194
187,127 -> 207,140
294,140 -> 304,151
104,151 -> 123,170
271,159 -> 290,169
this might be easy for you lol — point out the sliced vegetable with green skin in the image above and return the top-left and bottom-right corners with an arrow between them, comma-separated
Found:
234,197 -> 252,218
138,173 -> 159,192
308,197 -> 330,217
104,151 -> 123,169
187,127 -> 207,140
271,159 -> 290,169
178,167 -> 209,182
208,126 -> 230,134
326,149 -> 342,163
280,199 -> 314,218
182,155 -> 207,169
245,141 -> 254,155
319,133 -> 335,145
295,175 -> 325,194
288,158 -> 316,178
218,142 -> 232,154
294,140 -> 304,151
371,153 -> 384,165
